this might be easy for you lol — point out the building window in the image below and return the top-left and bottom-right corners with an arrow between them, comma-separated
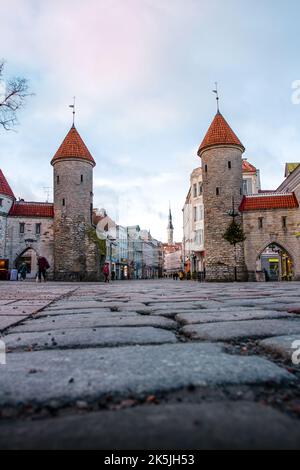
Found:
81,175 -> 83,183
198,183 -> 203,195
57,175 -> 60,184
36,223 -> 41,235
62,198 -> 65,207
0,198 -> 3,207
228,161 -> 232,169
19,223 -> 25,234
243,178 -> 252,195
258,217 -> 263,229
193,206 -> 197,222
205,164 -> 208,173
216,187 -> 220,196
282,216 -> 287,229
193,183 -> 197,198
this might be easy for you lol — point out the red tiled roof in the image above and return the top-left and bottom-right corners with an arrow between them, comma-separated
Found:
198,112 -> 245,155
0,169 -> 15,199
9,202 -> 54,218
51,125 -> 96,166
239,193 -> 299,212
242,160 -> 257,173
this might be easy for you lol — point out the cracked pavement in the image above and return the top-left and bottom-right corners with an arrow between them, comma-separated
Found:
0,279 -> 300,449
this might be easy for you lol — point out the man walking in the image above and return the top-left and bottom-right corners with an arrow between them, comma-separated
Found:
37,256 -> 50,283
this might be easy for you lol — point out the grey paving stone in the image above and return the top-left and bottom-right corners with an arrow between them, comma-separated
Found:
48,301 -> 105,310
176,310 -> 294,325
37,308 -> 117,317
0,315 -> 30,332
182,319 -> 300,341
1,401 -> 300,450
12,314 -> 176,333
0,344 -> 293,407
4,327 -> 177,351
260,335 -> 300,361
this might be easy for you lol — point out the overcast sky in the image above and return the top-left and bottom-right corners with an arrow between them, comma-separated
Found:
1,0 -> 300,241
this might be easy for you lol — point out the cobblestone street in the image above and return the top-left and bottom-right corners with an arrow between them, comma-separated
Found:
0,280 -> 300,449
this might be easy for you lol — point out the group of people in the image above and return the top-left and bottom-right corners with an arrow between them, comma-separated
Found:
11,256 -> 50,283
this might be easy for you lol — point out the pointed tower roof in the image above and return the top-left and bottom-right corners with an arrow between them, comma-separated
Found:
51,125 -> 96,167
167,207 -> 174,230
0,169 -> 15,199
198,112 -> 245,156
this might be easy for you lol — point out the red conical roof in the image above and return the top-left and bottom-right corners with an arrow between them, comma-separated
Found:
0,169 -> 15,199
51,125 -> 96,166
198,112 -> 245,155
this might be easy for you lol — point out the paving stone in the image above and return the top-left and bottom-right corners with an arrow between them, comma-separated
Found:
0,344 -> 293,407
260,335 -> 300,361
176,310 -> 294,325
0,315 -> 31,331
48,301 -> 105,310
182,319 -> 300,342
0,402 -> 299,450
11,314 -> 177,333
3,327 -> 177,351
37,307 -> 114,317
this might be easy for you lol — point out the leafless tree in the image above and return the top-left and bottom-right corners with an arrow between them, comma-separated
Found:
0,60 -> 33,131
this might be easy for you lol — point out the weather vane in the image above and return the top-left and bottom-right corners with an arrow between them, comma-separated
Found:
213,82 -> 220,112
69,96 -> 76,125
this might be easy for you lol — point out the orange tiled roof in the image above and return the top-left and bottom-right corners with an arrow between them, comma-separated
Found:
51,125 -> 95,166
239,193 -> 299,212
198,112 -> 245,155
0,169 -> 15,199
9,202 -> 54,218
242,160 -> 257,173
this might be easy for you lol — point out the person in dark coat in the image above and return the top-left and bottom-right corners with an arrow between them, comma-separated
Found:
37,256 -> 50,282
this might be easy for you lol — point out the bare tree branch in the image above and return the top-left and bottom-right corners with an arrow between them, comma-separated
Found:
0,60 -> 33,131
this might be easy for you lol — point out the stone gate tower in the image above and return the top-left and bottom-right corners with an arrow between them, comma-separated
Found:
51,125 -> 100,281
197,111 -> 247,281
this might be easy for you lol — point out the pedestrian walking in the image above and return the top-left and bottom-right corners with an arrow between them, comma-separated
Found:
103,263 -> 110,283
19,262 -> 28,281
37,256 -> 50,283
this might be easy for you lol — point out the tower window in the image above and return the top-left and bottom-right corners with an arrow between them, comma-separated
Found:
258,217 -> 263,229
193,183 -> 197,198
0,198 -> 3,207
57,175 -> 60,184
81,175 -> 83,183
62,198 -> 65,207
19,223 -> 25,234
205,164 -> 208,173
36,223 -> 41,235
228,161 -> 232,169
282,216 -> 287,229
216,187 -> 220,196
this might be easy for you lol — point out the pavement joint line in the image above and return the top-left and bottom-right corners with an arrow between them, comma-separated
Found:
1,287 -> 80,335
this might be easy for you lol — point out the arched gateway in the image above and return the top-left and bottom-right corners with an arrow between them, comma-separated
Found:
256,242 -> 294,281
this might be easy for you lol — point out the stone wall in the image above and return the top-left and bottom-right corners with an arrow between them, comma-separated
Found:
201,145 -> 247,282
243,207 -> 300,281
4,216 -> 54,278
53,159 -> 100,281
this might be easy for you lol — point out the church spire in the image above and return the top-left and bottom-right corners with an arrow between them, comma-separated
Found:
167,203 -> 174,245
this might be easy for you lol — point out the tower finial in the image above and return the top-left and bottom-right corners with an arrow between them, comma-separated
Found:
212,82 -> 220,113
69,96 -> 76,126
